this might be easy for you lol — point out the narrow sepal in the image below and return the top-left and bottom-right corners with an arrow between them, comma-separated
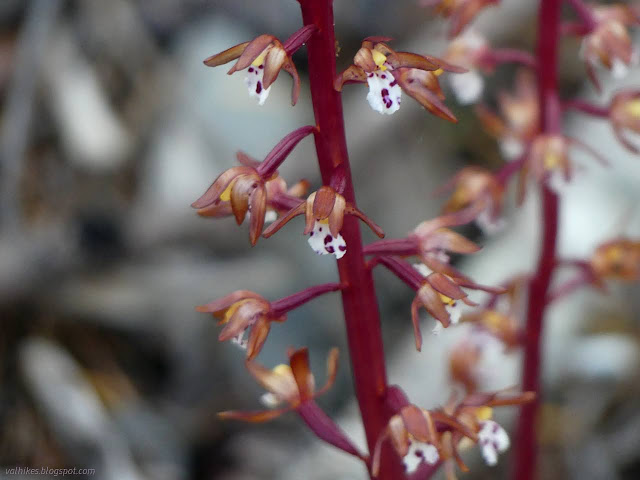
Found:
296,402 -> 364,458
228,34 -> 275,73
289,348 -> 315,402
195,290 -> 264,315
191,166 -> 254,209
262,201 -> 306,238
334,65 -> 367,91
203,42 -> 250,67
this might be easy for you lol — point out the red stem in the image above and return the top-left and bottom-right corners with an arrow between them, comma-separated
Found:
545,270 -> 594,304
563,98 -> 610,118
270,282 -> 342,317
296,1 -> 404,478
512,0 -> 562,479
565,0 -> 597,31
482,48 -> 538,69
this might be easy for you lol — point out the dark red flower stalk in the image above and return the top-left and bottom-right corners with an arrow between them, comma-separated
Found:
513,0 -> 562,478
296,1 -> 405,477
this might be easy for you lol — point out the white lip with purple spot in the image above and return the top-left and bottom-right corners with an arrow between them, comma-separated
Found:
245,64 -> 271,105
366,69 -> 402,115
308,222 -> 347,259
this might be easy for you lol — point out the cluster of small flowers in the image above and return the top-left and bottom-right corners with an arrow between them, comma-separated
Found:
190,0 -> 640,478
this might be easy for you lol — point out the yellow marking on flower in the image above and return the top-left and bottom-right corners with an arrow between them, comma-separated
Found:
220,299 -> 252,324
483,310 -> 505,331
372,50 -> 388,70
318,218 -> 330,225
439,293 -> 456,306
219,179 -> 237,202
625,99 -> 640,118
251,49 -> 269,67
605,245 -> 624,263
543,152 -> 562,170
272,364 -> 293,377
476,406 -> 493,421
450,187 -> 470,208
433,68 -> 444,77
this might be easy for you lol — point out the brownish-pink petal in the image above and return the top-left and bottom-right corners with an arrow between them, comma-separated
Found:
282,58 -> 301,105
228,34 -> 275,73
203,42 -> 250,67
289,347 -> 315,402
312,187 -> 337,220
246,316 -> 271,360
191,166 -> 254,209
196,202 -> 233,218
218,406 -> 290,423
316,348 -> 339,397
328,195 -> 346,238
195,290 -> 264,315
246,359 -> 299,401
262,46 -> 287,89
249,184 -> 267,246
416,283 -> 451,328
303,194 -> 317,235
353,47 -> 376,71
230,175 -> 260,225
218,303 -> 267,341
334,65 -> 368,92
426,273 -> 471,301
345,205 -> 385,238
401,405 -> 437,444
236,151 -> 261,168
410,297 -> 426,351
262,201 -> 306,238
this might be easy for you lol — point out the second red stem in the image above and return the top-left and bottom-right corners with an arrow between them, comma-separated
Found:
513,0 -> 562,478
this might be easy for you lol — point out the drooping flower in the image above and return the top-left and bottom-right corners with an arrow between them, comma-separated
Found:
518,133 -> 607,200
439,167 -> 505,235
373,255 -> 501,349
191,126 -> 314,245
371,404 -> 443,476
192,165 -> 267,245
364,206 -> 485,282
335,37 -> 465,120
476,69 -> 539,160
436,390 -> 535,477
443,30 -> 490,104
197,283 -> 342,359
196,290 -> 282,359
410,271 -> 505,347
579,4 -> 640,89
410,208 -> 483,274
609,90 -> 640,153
218,347 -> 338,422
420,0 -> 500,38
462,308 -> 520,349
203,34 -> 301,105
590,238 -> 640,282
263,186 -> 385,259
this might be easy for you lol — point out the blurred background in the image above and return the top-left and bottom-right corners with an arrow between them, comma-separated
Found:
1,0 -> 639,479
